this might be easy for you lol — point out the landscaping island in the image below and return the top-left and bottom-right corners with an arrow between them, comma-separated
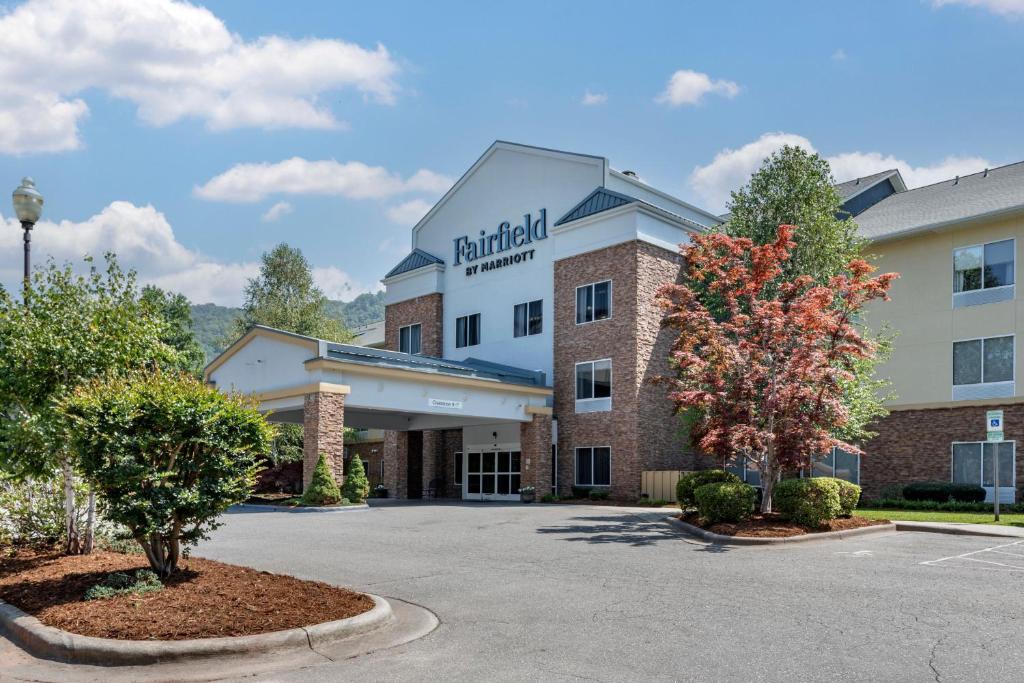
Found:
677,511 -> 889,538
0,547 -> 374,640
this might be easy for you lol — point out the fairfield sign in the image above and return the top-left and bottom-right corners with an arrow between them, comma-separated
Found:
453,209 -> 547,277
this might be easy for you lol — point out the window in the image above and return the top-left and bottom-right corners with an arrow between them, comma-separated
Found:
952,442 -> 1014,500
726,459 -> 761,486
454,452 -> 463,486
953,336 -> 1014,385
809,448 -> 860,485
575,447 -> 611,486
954,240 -> 1014,292
576,280 -> 612,324
456,313 -> 481,348
514,300 -> 543,337
575,359 -> 611,412
399,323 -> 422,354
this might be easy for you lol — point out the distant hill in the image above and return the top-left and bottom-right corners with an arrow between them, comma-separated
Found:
191,290 -> 385,362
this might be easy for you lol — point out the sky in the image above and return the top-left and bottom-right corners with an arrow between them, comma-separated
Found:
0,0 -> 1021,305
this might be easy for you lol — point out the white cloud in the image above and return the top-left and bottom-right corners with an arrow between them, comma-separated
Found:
195,157 -> 453,203
581,90 -> 608,106
385,199 -> 433,225
655,69 -> 740,107
933,0 -> 1024,17
261,201 -> 293,223
688,131 -> 993,212
0,0 -> 401,154
0,201 -> 377,305
832,48 -> 847,61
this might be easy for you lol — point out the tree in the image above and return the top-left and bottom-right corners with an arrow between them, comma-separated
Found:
657,225 -> 897,512
714,145 -> 893,447
0,255 -> 178,554
228,244 -> 353,344
140,286 -> 206,376
342,455 -> 370,504
724,145 -> 864,285
302,453 -> 342,506
62,371 -> 272,578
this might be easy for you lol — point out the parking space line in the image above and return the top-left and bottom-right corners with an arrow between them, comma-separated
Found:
920,538 -> 1024,566
920,538 -> 1024,571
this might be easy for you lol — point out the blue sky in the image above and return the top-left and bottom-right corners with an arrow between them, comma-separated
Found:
0,0 -> 1021,304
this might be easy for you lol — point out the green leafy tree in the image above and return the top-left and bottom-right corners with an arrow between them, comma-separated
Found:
302,453 -> 343,506
703,145 -> 895,448
342,455 -> 370,504
62,371 -> 273,577
227,244 -> 353,344
269,423 -> 305,465
0,255 -> 178,554
140,286 -> 206,376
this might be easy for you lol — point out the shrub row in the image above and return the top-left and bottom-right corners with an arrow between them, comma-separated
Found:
774,477 -> 860,527
862,498 -> 1024,513
694,481 -> 757,523
903,481 -> 986,503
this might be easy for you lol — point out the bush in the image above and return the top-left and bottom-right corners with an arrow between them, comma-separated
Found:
694,482 -> 757,523
816,477 -> 861,517
341,456 -> 370,504
303,453 -> 342,506
774,478 -> 843,527
588,488 -> 611,501
877,483 -> 905,501
676,469 -> 743,509
862,498 -> 1024,513
635,498 -> 670,507
84,569 -> 163,601
903,481 -> 986,503
0,474 -> 77,545
571,486 -> 591,499
62,372 -> 273,578
540,493 -> 559,503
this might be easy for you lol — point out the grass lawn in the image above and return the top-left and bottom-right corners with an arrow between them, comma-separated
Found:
857,508 -> 1024,527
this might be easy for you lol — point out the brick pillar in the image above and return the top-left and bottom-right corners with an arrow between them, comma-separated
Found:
520,413 -> 553,496
303,392 -> 346,490
421,430 -> 444,496
384,431 -> 409,498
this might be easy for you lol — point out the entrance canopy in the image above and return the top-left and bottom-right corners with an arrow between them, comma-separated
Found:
204,326 -> 553,430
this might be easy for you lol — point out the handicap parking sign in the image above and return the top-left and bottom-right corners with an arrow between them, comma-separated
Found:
987,410 -> 1003,442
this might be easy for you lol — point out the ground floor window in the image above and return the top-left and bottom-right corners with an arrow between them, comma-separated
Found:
953,441 -> 1015,490
725,459 -> 761,486
575,447 -> 611,487
810,448 -> 860,485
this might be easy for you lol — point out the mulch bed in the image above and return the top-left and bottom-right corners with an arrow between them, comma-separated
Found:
679,512 -> 890,537
0,547 -> 374,641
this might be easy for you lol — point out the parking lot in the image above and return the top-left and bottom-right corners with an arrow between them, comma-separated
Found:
5,501 -> 1024,682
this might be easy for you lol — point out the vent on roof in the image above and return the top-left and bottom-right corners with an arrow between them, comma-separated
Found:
621,170 -> 637,177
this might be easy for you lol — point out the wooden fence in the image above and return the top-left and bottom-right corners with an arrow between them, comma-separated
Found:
641,470 -> 691,502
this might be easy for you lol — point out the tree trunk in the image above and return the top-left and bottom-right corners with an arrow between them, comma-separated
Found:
135,532 -> 180,579
61,459 -> 81,555
760,449 -> 777,514
82,489 -> 96,554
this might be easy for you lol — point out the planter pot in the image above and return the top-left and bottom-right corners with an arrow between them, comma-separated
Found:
375,489 -> 388,499
520,492 -> 535,504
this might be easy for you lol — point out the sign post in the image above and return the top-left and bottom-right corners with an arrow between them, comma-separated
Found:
987,410 -> 1004,522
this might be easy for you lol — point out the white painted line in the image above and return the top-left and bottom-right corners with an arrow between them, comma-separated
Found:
920,538 -> 1024,566
960,556 -> 1024,569
988,549 -> 1024,559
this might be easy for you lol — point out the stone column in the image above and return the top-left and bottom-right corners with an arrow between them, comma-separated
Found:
303,391 -> 346,490
520,412 -> 553,496
384,431 -> 409,499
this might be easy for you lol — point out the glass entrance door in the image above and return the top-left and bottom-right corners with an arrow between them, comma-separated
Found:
464,450 -> 521,501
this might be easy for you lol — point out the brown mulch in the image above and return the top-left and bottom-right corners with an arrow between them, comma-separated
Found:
679,512 -> 890,537
0,547 -> 374,641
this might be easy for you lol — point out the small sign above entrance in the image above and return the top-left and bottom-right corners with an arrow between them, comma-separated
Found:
429,398 -> 463,410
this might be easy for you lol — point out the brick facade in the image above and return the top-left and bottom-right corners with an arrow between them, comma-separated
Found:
553,240 -> 694,500
862,404 -> 1024,500
346,440 -> 385,489
520,413 -> 553,494
302,391 -> 346,490
383,430 -> 409,498
384,293 -> 444,356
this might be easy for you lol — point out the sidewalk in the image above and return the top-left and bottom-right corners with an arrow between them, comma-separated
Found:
895,521 -> 1024,538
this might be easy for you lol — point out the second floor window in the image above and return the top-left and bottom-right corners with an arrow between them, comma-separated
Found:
399,324 -> 421,354
514,300 -> 543,337
953,335 -> 1014,386
954,239 -> 1014,293
576,359 -> 612,401
456,313 -> 481,348
576,280 -> 611,324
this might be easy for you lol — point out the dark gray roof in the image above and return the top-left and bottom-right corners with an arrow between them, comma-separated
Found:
555,186 -> 710,231
384,248 -> 444,279
324,342 -> 547,388
854,161 -> 1024,241
835,169 -> 904,201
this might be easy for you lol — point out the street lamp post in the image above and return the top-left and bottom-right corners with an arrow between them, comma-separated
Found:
12,177 -> 44,293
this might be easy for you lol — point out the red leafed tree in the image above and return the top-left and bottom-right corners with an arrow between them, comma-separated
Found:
657,224 -> 898,512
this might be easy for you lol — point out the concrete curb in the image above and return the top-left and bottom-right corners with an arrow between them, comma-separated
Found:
0,593 -> 392,666
893,521 -> 1024,538
232,503 -> 370,513
664,516 -> 897,545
